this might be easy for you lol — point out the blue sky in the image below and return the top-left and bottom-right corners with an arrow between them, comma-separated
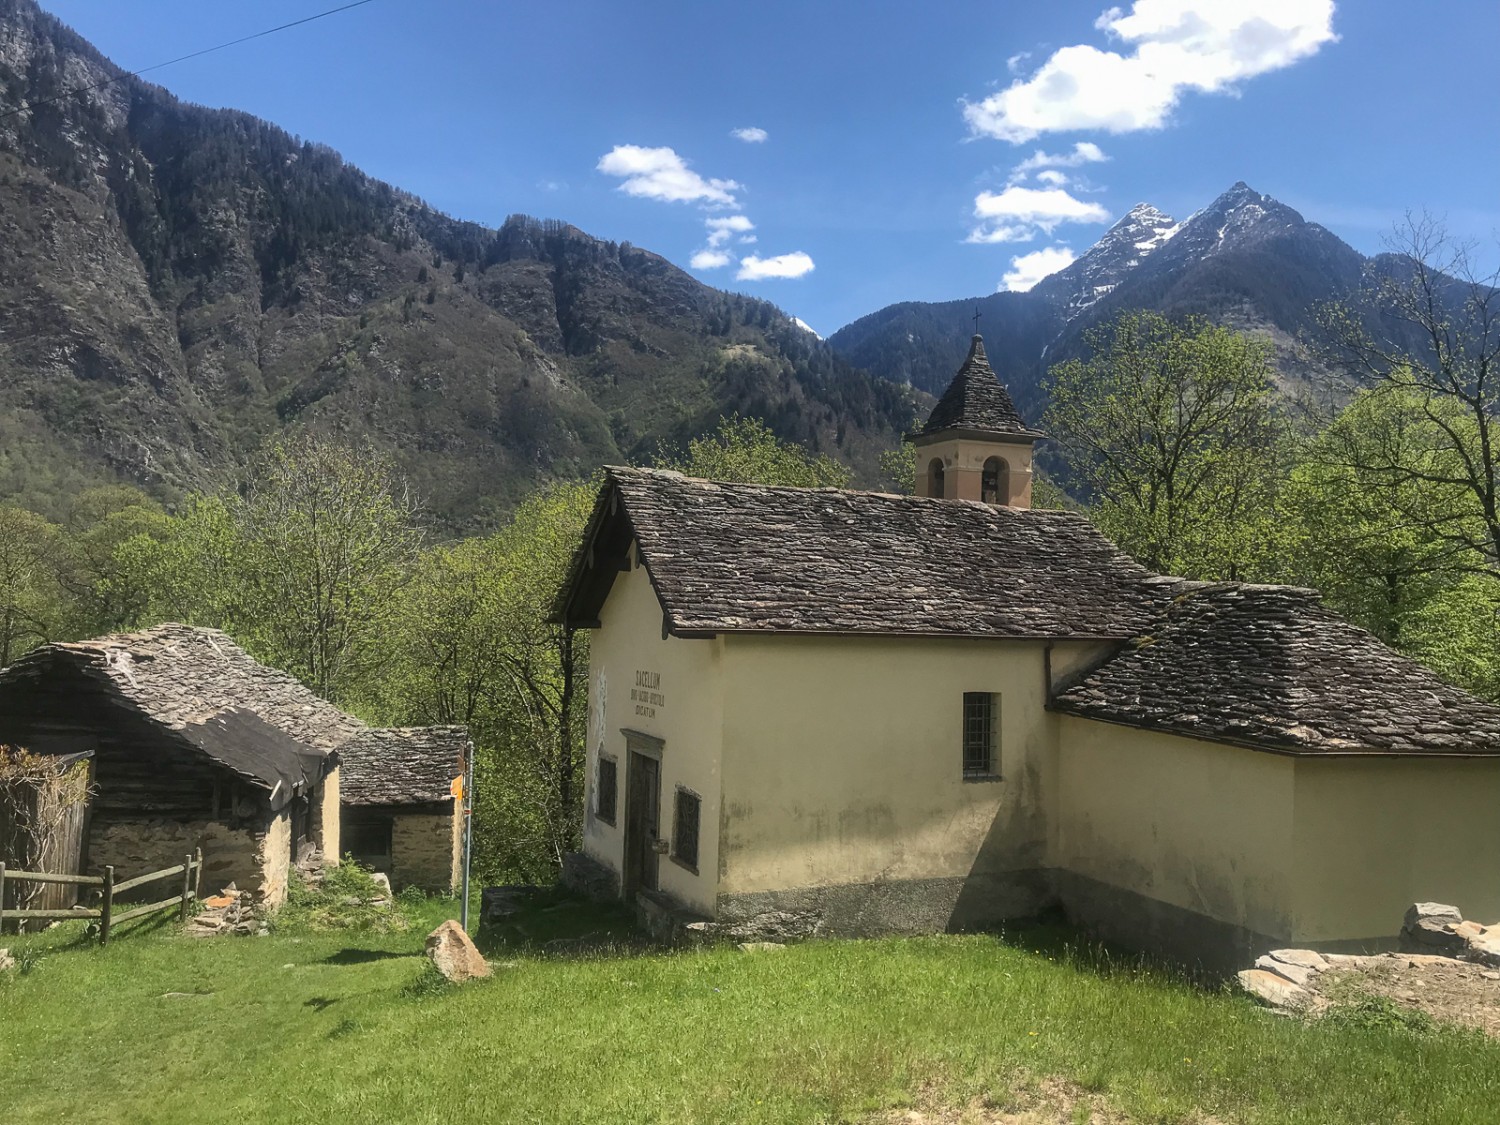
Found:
38,0 -> 1500,337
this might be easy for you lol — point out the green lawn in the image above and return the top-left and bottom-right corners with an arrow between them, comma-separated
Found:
2,894 -> 1498,1124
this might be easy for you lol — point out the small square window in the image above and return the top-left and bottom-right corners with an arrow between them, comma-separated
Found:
963,692 -> 999,778
672,787 -> 701,872
596,756 -> 618,825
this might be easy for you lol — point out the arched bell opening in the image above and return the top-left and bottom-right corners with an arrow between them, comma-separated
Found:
926,458 -> 946,499
981,456 -> 1010,505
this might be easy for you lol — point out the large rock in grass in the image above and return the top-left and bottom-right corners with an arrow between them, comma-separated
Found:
0,948 -> 13,972
425,920 -> 491,983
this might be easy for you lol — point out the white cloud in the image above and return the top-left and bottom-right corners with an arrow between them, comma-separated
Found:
964,1 -> 1337,142
731,126 -> 769,143
597,145 -> 740,206
1012,141 -> 1109,177
1035,169 -> 1070,186
705,214 -> 756,247
969,185 -> 1111,243
690,249 -> 733,270
737,252 -> 815,281
1000,246 -> 1077,291
1006,51 -> 1032,75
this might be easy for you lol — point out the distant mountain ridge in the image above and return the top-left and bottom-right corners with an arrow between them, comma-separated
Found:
828,181 -> 1378,420
0,0 -> 915,528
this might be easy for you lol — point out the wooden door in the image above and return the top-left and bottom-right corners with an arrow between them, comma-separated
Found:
624,751 -> 661,895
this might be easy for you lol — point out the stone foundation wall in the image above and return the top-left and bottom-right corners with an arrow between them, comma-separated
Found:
390,811 -> 457,893
716,870 -> 1053,939
87,813 -> 291,905
562,851 -> 620,901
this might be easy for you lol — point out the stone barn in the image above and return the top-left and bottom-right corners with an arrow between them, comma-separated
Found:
0,624 -> 351,905
338,727 -> 469,893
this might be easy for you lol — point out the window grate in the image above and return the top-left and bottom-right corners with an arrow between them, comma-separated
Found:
673,788 -> 701,870
596,756 -> 618,825
963,692 -> 998,777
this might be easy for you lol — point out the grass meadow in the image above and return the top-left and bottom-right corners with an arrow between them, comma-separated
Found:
2,891 -> 1498,1124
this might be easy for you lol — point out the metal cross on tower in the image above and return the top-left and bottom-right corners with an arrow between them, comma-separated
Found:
973,306 -> 981,334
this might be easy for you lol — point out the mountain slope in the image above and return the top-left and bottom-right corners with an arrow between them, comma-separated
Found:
0,0 -> 915,528
829,182 -> 1377,420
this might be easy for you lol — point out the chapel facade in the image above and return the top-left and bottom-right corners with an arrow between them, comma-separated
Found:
553,336 -> 1500,970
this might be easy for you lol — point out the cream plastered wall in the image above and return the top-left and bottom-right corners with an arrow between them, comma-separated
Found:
1054,716 -> 1296,941
1292,757 -> 1500,940
582,545 -> 726,916
317,766 -> 341,866
715,636 -> 1106,896
912,436 -> 1035,506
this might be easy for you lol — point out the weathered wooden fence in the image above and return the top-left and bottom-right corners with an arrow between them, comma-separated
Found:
0,850 -> 201,945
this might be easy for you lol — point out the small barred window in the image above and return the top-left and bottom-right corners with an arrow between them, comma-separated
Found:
596,756 -> 618,825
963,692 -> 999,778
673,787 -> 701,871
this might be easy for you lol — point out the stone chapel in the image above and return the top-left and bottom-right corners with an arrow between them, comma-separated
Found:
553,335 -> 1500,969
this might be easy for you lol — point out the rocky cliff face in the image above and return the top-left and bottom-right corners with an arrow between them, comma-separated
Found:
0,0 -> 913,527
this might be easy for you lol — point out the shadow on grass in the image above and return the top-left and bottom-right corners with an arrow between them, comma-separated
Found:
474,885 -> 648,961
974,913 -> 1217,991
304,996 -> 339,1011
319,948 -> 415,966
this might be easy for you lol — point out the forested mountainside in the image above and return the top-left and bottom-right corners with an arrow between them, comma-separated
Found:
0,0 -> 915,529
828,182 -> 1418,422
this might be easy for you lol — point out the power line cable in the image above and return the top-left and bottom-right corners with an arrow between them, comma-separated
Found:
0,0 -> 381,122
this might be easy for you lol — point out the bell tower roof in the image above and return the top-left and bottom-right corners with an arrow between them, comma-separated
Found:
920,335 -> 1043,441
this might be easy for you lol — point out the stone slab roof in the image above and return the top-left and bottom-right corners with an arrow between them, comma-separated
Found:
1051,583 -> 1500,756
555,467 -> 1166,638
920,335 -> 1041,439
339,726 -> 469,807
0,623 -> 361,799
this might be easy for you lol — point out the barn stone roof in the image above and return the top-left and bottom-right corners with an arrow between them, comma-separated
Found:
1051,582 -> 1500,756
920,335 -> 1042,439
0,623 -> 361,800
554,467 -> 1166,638
339,727 -> 468,807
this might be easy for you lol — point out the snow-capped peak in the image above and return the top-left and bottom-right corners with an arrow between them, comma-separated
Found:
1034,201 -> 1180,318
790,317 -> 823,340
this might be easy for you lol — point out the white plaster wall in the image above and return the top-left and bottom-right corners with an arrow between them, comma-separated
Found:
582,546 -> 725,915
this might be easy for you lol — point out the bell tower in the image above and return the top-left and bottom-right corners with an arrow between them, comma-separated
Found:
909,335 -> 1044,508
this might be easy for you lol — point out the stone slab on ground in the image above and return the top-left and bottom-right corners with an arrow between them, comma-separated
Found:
1267,949 -> 1328,972
1237,968 -> 1312,1010
481,884 -> 544,924
737,941 -> 786,953
425,919 -> 491,982
1255,954 -> 1315,987
0,948 -> 13,972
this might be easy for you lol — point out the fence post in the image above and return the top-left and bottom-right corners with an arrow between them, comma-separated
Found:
179,852 -> 194,923
99,865 -> 114,947
0,861 -> 6,932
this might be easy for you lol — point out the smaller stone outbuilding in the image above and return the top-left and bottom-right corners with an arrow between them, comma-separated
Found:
0,625 -> 351,905
338,727 -> 468,893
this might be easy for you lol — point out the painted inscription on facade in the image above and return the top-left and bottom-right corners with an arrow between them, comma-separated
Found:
632,670 -> 664,718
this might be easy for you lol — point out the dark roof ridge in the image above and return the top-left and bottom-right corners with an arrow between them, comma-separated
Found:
606,465 -> 1089,516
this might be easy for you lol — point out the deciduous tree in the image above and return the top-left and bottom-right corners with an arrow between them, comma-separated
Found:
1042,312 -> 1288,577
